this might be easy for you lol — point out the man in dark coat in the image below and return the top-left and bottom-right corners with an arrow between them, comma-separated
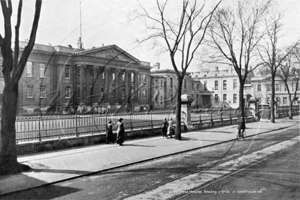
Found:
238,116 -> 246,140
161,117 -> 168,137
116,118 -> 125,145
106,120 -> 114,144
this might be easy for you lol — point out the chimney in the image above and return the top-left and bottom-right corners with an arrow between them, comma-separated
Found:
153,62 -> 160,70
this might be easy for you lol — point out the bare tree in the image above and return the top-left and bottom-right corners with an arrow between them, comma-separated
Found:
137,0 -> 221,140
258,13 -> 299,123
276,46 -> 300,119
206,0 -> 272,126
0,0 -> 42,175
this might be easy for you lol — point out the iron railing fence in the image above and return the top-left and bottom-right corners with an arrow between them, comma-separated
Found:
0,106 -> 298,143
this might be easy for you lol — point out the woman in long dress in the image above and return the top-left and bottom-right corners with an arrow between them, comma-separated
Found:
116,118 -> 125,145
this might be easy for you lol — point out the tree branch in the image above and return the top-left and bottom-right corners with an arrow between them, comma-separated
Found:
13,0 -> 42,82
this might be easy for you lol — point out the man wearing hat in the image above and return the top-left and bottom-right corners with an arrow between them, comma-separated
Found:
116,118 -> 125,145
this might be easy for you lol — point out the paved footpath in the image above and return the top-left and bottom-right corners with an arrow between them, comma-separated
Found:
0,117 -> 299,196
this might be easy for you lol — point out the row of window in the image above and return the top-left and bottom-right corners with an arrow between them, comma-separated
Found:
203,79 -> 238,91
214,93 -> 238,104
26,86 -> 46,98
267,96 -> 297,105
27,62 -> 149,84
262,84 -> 300,92
27,85 -> 148,100
26,62 -> 46,78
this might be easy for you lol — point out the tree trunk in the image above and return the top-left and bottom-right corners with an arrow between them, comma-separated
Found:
239,83 -> 245,125
0,82 -> 30,175
289,103 -> 293,120
271,77 -> 276,123
175,78 -> 183,140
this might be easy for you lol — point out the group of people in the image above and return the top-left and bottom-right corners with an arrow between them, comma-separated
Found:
106,118 -> 125,146
161,117 -> 175,138
106,117 -> 175,146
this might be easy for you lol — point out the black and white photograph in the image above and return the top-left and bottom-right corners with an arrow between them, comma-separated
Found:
0,0 -> 299,199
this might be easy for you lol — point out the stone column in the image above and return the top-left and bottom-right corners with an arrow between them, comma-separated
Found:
181,94 -> 194,130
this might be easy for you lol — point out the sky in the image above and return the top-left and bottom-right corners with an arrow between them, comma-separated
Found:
0,0 -> 299,72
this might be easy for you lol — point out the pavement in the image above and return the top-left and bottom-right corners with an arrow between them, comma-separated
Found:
0,116 -> 299,197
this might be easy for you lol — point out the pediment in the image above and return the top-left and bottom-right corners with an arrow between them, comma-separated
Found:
81,45 -> 139,63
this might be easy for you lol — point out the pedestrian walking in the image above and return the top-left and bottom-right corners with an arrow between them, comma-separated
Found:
167,118 -> 174,138
161,117 -> 168,137
116,118 -> 125,145
237,116 -> 246,140
106,120 -> 114,144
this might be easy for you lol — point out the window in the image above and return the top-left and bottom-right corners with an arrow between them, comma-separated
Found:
223,94 -> 227,102
102,71 -> 105,79
257,84 -> 261,92
131,89 -> 135,99
275,84 -> 281,91
112,89 -> 115,98
170,78 -> 173,88
138,91 -> 141,100
161,80 -> 163,87
40,63 -> 46,78
143,90 -> 147,99
27,86 -> 33,98
65,65 -> 70,79
161,96 -> 163,105
122,72 -> 125,81
65,86 -> 71,98
143,74 -> 147,83
267,97 -> 270,104
233,79 -> 237,89
77,87 -> 81,99
197,83 -> 199,90
283,97 -> 288,105
131,72 -> 135,83
184,79 -> 187,89
112,73 -> 115,80
40,87 -> 46,98
267,85 -> 271,91
223,80 -> 227,90
122,88 -> 125,99
215,80 -> 218,90
214,94 -> 219,103
26,62 -> 33,77
233,94 -> 237,103
100,88 -> 104,99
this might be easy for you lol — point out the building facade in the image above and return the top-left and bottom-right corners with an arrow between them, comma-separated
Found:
251,76 -> 300,106
0,42 -> 152,114
150,66 -> 212,110
191,65 -> 253,108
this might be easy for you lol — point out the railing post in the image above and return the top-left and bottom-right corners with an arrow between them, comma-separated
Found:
151,111 -> 153,129
38,115 -> 42,141
75,114 -> 78,137
130,112 -> 133,131
229,107 -> 232,124
220,108 -> 223,125
199,109 -> 202,129
210,108 -> 213,127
